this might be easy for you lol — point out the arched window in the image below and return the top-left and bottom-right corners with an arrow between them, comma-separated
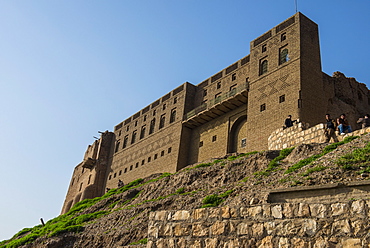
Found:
170,108 -> 176,123
159,114 -> 166,129
260,60 -> 268,75
279,48 -> 289,65
140,125 -> 146,139
131,131 -> 137,144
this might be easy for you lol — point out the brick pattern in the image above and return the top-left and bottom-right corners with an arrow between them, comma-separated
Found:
148,201 -> 370,247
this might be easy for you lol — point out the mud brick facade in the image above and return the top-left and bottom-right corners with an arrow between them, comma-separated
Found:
61,13 -> 370,214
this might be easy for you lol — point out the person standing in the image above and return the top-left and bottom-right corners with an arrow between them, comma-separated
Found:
284,115 -> 296,129
324,114 -> 339,143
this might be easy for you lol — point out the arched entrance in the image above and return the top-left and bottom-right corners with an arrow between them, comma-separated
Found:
228,115 -> 247,153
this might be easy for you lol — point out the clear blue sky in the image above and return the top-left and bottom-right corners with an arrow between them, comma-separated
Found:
0,0 -> 369,241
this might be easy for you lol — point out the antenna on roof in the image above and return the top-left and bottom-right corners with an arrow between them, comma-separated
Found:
294,0 -> 298,13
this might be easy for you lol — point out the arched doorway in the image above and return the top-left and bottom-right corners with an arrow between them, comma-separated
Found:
228,115 -> 247,153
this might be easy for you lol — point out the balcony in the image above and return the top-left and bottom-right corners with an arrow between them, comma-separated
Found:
183,83 -> 248,128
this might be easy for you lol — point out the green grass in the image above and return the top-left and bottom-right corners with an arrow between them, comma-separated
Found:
336,141 -> 370,171
301,165 -> 328,177
227,151 -> 258,161
201,190 -> 233,208
129,238 -> 148,245
254,147 -> 295,177
285,136 -> 359,174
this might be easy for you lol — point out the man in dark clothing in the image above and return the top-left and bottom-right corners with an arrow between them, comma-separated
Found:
357,114 -> 370,129
283,115 -> 296,129
324,114 -> 339,143
337,114 -> 352,135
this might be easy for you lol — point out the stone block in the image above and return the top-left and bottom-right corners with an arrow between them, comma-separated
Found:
205,238 -> 218,248
189,240 -> 202,248
331,203 -> 349,216
208,208 -> 220,220
264,221 -> 276,235
159,224 -> 172,237
309,204 -> 327,218
236,222 -> 249,235
221,207 -> 231,219
302,219 -> 317,236
251,222 -> 264,237
192,223 -> 209,237
298,203 -> 310,217
351,200 -> 366,216
155,210 -> 168,221
331,219 -> 351,235
210,221 -> 226,235
148,225 -> 159,238
262,204 -> 271,217
172,210 -> 190,220
248,205 -> 262,218
279,237 -> 289,248
271,204 -> 283,219
342,238 -> 362,248
292,238 -> 309,248
193,208 -> 208,220
282,203 -> 297,218
174,223 -> 191,236
258,236 -> 273,248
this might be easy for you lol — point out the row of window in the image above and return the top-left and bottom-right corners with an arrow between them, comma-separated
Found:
203,73 -> 238,97
260,94 -> 302,112
109,147 -> 173,180
115,109 -> 177,152
118,97 -> 179,135
199,135 -> 217,147
259,46 -> 289,76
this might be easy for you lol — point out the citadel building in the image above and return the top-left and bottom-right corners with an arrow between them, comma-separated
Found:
61,12 -> 370,214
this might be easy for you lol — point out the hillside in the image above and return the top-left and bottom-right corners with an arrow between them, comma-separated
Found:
2,133 -> 370,248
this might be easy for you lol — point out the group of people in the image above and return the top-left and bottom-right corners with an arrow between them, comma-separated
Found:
283,113 -> 370,143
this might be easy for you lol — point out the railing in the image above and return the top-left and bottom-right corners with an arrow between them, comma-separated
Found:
184,83 -> 248,121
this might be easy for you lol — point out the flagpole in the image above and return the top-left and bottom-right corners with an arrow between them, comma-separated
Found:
295,0 -> 298,13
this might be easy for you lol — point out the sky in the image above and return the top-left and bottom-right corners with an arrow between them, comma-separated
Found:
0,0 -> 369,241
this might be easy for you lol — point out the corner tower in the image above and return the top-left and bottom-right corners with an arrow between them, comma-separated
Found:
245,12 -> 325,151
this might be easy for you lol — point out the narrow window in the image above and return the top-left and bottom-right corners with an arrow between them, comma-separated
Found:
168,147 -> 172,153
161,150 -> 165,157
163,104 -> 166,110
170,108 -> 176,123
141,160 -> 145,165
212,135 -> 217,142
118,130 -> 121,136
135,120 -> 138,127
199,141 -> 204,147
260,103 -> 266,112
136,162 -> 139,168
215,93 -> 222,104
159,114 -> 166,129
259,60 -> 268,75
119,170 -> 122,176
126,125 -> 130,132
140,125 -> 146,139
173,97 -> 178,104
124,168 -> 127,173
115,140 -> 120,153
130,165 -> 133,170
153,109 -> 156,116
279,95 -> 285,103
148,157 -> 151,162
241,138 -> 247,147
123,135 -> 128,148
281,32 -> 287,42
71,178 -> 75,186
203,89 -> 207,97
262,44 -> 267,53
143,115 -> 147,122
279,48 -> 289,65
114,173 -> 117,178
149,119 -> 155,134
109,175 -> 112,180
232,73 -> 236,81
82,167 -> 84,173
79,183 -> 83,191
154,154 -> 158,160
131,131 -> 137,144
217,82 -> 221,89
88,175 -> 91,184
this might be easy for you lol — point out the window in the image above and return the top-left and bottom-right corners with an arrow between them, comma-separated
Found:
131,131 -> 137,144
79,183 -> 83,191
260,103 -> 266,112
161,150 -> 165,156
123,135 -> 128,148
159,114 -> 166,129
136,162 -> 139,168
149,119 -> 155,134
148,157 -> 151,162
140,125 -> 146,139
163,104 -> 166,110
135,120 -> 138,127
109,175 -> 112,180
199,141 -> 204,147
281,32 -> 287,42
203,89 -> 207,97
153,110 -> 156,116
241,138 -> 247,148
262,44 -> 267,53
217,82 -> 221,89
279,95 -> 285,103
215,93 -> 222,104
88,175 -> 91,184
154,154 -> 158,160
212,135 -> 217,142
126,125 -> 130,132
279,48 -> 289,65
130,165 -> 133,170
170,108 -> 176,123
230,84 -> 237,96
119,170 -> 122,176
118,130 -> 121,136
141,159 -> 145,165
143,115 -> 147,121
124,168 -> 127,173
168,147 -> 172,153
259,59 -> 268,75
173,97 -> 177,104
232,73 -> 236,81
115,140 -> 120,153
114,173 -> 117,178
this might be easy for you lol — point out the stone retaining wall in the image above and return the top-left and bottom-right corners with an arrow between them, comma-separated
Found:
147,200 -> 370,247
268,122 -> 370,151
